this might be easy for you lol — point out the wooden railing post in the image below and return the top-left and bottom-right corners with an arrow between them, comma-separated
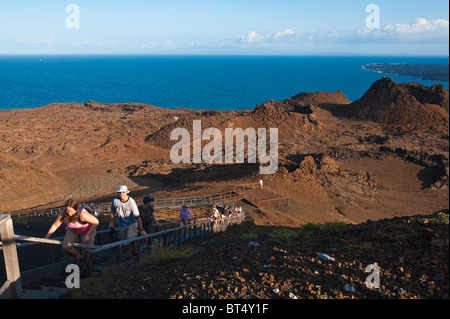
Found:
0,214 -> 23,299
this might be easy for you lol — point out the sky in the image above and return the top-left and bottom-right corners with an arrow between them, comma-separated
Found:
0,0 -> 448,55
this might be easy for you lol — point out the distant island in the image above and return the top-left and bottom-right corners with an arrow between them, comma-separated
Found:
363,63 -> 449,82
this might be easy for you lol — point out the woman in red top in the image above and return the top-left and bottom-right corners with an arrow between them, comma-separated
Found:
44,199 -> 99,264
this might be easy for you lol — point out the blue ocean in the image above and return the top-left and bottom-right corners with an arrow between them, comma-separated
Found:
0,55 -> 448,111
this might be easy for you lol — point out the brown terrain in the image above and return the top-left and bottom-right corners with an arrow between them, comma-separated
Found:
1,77 -> 447,224
1,77 -> 449,299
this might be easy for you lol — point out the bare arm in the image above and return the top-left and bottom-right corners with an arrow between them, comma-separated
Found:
109,211 -> 115,229
136,216 -> 147,237
80,210 -> 99,242
152,213 -> 161,227
44,214 -> 64,238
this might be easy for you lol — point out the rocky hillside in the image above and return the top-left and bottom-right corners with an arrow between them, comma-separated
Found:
66,210 -> 449,299
344,77 -> 449,132
0,153 -> 59,208
0,78 -> 447,224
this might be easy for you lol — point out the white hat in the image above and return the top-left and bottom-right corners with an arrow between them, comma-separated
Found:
116,185 -> 130,193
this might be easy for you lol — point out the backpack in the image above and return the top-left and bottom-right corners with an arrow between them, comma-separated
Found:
81,204 -> 99,217
79,204 -> 99,224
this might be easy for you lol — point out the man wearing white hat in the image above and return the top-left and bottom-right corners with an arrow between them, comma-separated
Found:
109,185 -> 147,258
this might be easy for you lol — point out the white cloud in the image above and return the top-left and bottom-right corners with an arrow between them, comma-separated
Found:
235,29 -> 308,46
233,19 -> 448,50
274,29 -> 296,39
226,21 -> 448,55
384,18 -> 449,34
236,31 -> 265,44
357,18 -> 449,42
18,19 -> 445,55
19,37 -> 56,48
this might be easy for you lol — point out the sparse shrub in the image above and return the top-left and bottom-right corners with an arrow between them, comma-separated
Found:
410,211 -> 449,224
320,222 -> 349,234
241,233 -> 258,239
139,245 -> 200,266
299,222 -> 349,235
298,223 -> 322,235
269,228 -> 299,243
435,212 -> 449,223
347,242 -> 374,251
386,231 -> 410,241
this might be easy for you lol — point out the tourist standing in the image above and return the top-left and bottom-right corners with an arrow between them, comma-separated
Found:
109,185 -> 147,258
179,205 -> 192,225
179,205 -> 192,238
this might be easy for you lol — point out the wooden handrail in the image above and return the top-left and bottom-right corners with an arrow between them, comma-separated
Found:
9,189 -> 245,218
0,214 -> 22,299
1,211 -> 246,299
13,235 -> 98,249
8,182 -> 288,219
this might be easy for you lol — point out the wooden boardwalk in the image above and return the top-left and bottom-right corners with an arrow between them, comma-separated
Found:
8,184 -> 289,219
239,188 -> 289,208
1,183 -> 290,299
1,214 -> 245,299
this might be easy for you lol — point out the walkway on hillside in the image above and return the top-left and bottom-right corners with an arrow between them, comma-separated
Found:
9,183 -> 290,218
2,183 -> 290,299
234,184 -> 290,209
1,213 -> 245,299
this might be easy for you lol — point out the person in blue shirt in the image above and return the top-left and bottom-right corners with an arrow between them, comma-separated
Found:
109,185 -> 147,258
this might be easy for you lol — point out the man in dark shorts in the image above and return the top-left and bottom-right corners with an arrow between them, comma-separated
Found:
138,196 -> 162,234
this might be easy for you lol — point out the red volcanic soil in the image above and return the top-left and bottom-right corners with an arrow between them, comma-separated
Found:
343,77 -> 449,132
0,78 -> 448,226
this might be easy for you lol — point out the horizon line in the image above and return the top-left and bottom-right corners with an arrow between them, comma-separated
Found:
0,52 -> 449,58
